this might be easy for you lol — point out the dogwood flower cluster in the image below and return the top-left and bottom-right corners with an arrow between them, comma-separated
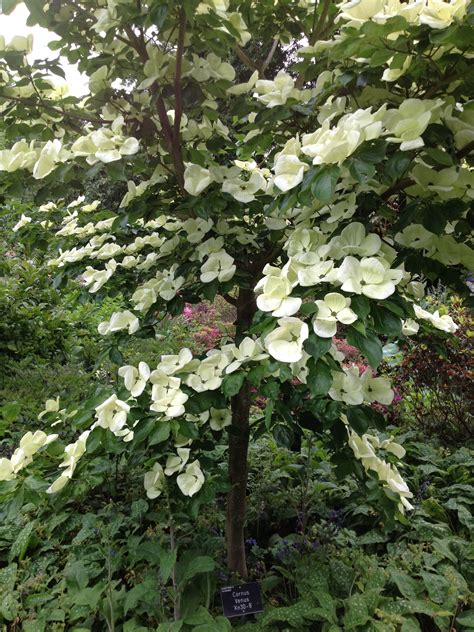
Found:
312,293 -> 358,337
337,0 -> 470,31
0,117 -> 139,179
98,310 -> 140,335
70,116 -> 140,165
253,71 -> 314,108
330,367 -> 394,406
0,34 -> 34,52
144,451 -> 205,499
94,394 -> 133,441
346,428 -> 414,513
0,431 -> 58,482
46,431 -> 91,493
413,305 -> 458,333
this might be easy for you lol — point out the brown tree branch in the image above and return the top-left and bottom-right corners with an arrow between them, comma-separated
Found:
172,8 -> 187,191
235,46 -> 260,73
457,139 -> 474,160
260,39 -> 279,77
121,21 -> 186,192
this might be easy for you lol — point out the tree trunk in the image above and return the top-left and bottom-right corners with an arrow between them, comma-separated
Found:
226,287 -> 257,577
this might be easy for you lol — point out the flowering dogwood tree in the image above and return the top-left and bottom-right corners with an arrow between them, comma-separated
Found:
1,0 -> 473,577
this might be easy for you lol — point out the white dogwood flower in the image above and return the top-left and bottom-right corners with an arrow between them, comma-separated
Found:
200,251 -> 236,283
209,408 -> 232,430
185,350 -> 232,391
183,217 -> 214,243
312,293 -> 358,338
264,317 -> 309,363
337,256 -> 403,299
222,171 -> 267,203
177,460 -> 205,496
297,259 -> 336,287
184,163 -> 213,196
225,337 -> 268,373
157,348 -> 196,375
255,264 -> 301,317
94,395 -> 133,441
327,222 -> 382,259
149,371 -> 188,418
329,367 -> 364,405
98,310 -> 139,335
164,448 -> 191,476
413,305 -> 458,333
384,99 -> 442,151
144,463 -> 165,499
82,260 -> 117,293
360,369 -> 394,405
47,430 -> 91,493
273,154 -> 309,192
118,362 -> 151,397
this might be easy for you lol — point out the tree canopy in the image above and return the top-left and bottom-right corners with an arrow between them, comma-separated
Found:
1,0 -> 473,577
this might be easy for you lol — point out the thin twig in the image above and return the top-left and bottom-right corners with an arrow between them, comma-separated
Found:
235,46 -> 260,72
261,39 -> 279,77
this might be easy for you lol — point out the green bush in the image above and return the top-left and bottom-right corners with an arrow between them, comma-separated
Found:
393,295 -> 473,445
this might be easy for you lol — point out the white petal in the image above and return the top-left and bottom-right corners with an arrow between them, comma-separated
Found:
272,297 -> 302,317
267,340 -> 302,363
312,317 -> 337,338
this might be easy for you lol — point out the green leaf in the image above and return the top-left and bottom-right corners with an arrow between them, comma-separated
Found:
124,580 -> 156,615
0,564 -> 17,593
65,561 -> 89,591
346,328 -> 383,369
202,279 -> 219,302
422,148 -> 453,167
156,622 -> 183,632
307,358 -> 332,397
421,204 -> 448,235
383,599 -> 451,618
178,556 -> 215,586
355,139 -> 387,163
304,334 -> 332,360
385,152 -> 412,181
0,592 -> 18,621
349,159 -> 376,183
311,166 -> 340,202
159,549 -> 177,583
149,422 -> 171,445
1,402 -> 21,423
273,424 -> 294,448
371,305 -> 402,337
347,406 -> 371,435
390,569 -> 420,600
109,346 -> 124,365
457,610 -> 474,627
8,522 -> 35,562
300,302 -> 319,315
221,372 -> 245,397
419,571 -> 449,604
71,585 -> 104,609
350,295 -> 371,320
401,617 -> 422,632
343,593 -> 370,629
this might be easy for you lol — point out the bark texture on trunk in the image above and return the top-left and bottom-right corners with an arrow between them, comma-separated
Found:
226,287 -> 257,577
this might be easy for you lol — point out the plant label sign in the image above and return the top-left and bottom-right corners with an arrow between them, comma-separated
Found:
220,581 -> 263,618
